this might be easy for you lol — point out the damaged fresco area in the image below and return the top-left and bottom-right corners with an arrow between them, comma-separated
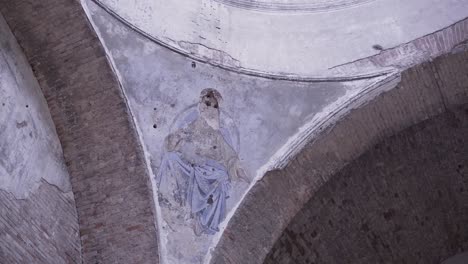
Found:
84,1 -> 396,263
158,89 -> 249,236
155,89 -> 253,262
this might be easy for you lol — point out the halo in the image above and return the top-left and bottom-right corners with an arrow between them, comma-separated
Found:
168,104 -> 240,153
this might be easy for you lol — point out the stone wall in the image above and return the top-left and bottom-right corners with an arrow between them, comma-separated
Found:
0,12 -> 81,264
265,105 -> 468,263
0,0 -> 159,263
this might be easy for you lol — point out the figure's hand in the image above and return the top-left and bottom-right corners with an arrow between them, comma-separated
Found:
228,159 -> 250,183
165,133 -> 182,152
235,167 -> 250,183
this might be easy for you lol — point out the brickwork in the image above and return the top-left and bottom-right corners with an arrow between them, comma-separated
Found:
265,106 -> 468,263
0,181 -> 82,263
0,0 -> 159,263
210,50 -> 468,264
332,18 -> 468,74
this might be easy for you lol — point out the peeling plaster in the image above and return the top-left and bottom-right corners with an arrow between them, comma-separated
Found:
0,13 -> 71,199
91,0 -> 394,82
177,41 -> 241,68
93,0 -> 468,77
82,1 -> 467,263
331,18 -> 468,73
83,3 -> 403,263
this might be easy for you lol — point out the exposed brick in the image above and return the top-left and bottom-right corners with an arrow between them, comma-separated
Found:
0,0 -> 159,263
210,49 -> 468,264
333,18 -> 468,74
0,181 -> 81,263
265,106 -> 468,264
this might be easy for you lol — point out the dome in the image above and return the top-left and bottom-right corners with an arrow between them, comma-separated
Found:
93,0 -> 466,78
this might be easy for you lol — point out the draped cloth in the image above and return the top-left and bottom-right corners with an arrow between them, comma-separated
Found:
157,152 -> 231,235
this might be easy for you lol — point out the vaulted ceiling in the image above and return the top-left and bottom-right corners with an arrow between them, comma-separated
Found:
0,0 -> 467,263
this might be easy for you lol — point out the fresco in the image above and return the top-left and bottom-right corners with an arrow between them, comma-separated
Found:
158,89 -> 249,236
83,1 -> 398,263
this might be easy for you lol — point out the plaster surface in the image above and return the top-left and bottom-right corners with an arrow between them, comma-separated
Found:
209,48 -> 468,264
215,0 -> 375,12
0,11 -> 81,263
443,252 -> 468,264
92,0 -> 467,77
85,2 -> 398,263
83,1 -> 468,263
0,14 -> 71,198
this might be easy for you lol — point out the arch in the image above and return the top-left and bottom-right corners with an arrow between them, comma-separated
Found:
210,48 -> 468,263
265,107 -> 468,263
0,0 -> 159,263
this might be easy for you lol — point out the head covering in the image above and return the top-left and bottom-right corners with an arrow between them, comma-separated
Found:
200,88 -> 223,103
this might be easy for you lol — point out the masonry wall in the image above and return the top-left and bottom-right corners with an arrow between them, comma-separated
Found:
0,13 -> 82,263
265,106 -> 468,264
0,0 -> 160,262
0,183 -> 82,263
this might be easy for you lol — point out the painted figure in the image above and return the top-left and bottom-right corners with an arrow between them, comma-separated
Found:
157,88 -> 249,235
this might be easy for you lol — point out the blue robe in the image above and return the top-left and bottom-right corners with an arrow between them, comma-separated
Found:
157,152 -> 231,235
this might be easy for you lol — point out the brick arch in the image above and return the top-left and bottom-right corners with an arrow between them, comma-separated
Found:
210,49 -> 468,264
265,105 -> 468,264
0,0 -> 159,263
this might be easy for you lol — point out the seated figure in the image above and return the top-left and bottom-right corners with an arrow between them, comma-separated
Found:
157,88 -> 249,235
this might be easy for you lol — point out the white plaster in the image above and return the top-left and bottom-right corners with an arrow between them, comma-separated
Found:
215,0 -> 376,12
204,72 -> 401,263
81,1 -> 466,263
93,0 -> 467,77
0,13 -> 71,199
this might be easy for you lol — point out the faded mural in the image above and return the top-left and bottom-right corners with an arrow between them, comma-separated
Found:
158,89 -> 249,236
83,1 -> 398,263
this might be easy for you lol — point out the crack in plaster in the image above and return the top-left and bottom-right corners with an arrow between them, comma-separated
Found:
90,0 -> 394,83
214,0 -> 376,13
176,40 -> 241,68
0,178 -> 74,201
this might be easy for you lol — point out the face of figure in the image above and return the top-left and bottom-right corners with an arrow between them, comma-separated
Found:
198,89 -> 221,130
